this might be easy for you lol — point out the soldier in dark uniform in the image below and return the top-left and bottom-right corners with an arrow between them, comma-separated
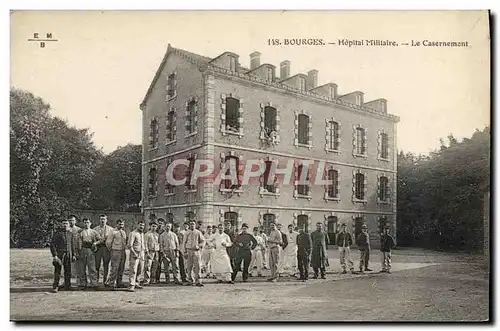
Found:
50,219 -> 77,293
296,225 -> 312,281
231,223 -> 258,282
310,222 -> 329,279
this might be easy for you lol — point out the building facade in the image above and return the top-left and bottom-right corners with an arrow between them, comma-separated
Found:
140,45 -> 399,246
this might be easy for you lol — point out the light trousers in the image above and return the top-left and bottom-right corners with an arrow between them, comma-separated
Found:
381,251 -> 392,271
269,246 -> 279,279
129,251 -> 145,287
339,246 -> 354,271
186,250 -> 201,284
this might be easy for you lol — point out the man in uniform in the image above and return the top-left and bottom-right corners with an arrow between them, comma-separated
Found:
356,224 -> 372,272
380,226 -> 395,273
50,219 -> 77,293
231,223 -> 258,282
105,219 -> 128,289
93,214 -> 114,285
183,220 -> 205,287
76,218 -> 99,289
159,222 -> 182,285
155,218 -> 166,283
173,223 -> 188,282
310,222 -> 329,279
143,221 -> 160,285
296,224 -> 312,281
267,222 -> 283,282
337,223 -> 355,274
250,227 -> 265,277
127,220 -> 146,292
68,214 -> 81,279
202,225 -> 216,279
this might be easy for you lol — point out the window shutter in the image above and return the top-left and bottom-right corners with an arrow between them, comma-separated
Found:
336,169 -> 341,198
172,110 -> 177,140
219,209 -> 224,224
307,165 -> 313,196
337,122 -> 341,146
387,133 -> 391,160
376,173 -> 381,200
377,130 -> 382,158
307,115 -> 313,146
220,94 -> 226,135
275,108 -> 281,143
352,125 -> 357,155
363,129 -> 368,154
259,104 -> 265,139
324,119 -> 330,151
323,165 -> 329,198
237,155 -> 244,187
363,173 -> 368,200
352,170 -> 357,200
194,98 -> 199,132
294,112 -> 299,146
387,175 -> 392,202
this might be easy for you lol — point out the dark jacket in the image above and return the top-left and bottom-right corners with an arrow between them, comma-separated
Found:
225,229 -> 239,257
380,233 -> 395,252
336,232 -> 353,247
50,229 -> 75,259
234,233 -> 258,254
296,232 -> 312,253
280,231 -> 288,250
356,232 -> 370,250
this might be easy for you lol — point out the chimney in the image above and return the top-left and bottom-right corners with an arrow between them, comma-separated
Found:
250,51 -> 261,70
307,69 -> 318,89
280,60 -> 290,79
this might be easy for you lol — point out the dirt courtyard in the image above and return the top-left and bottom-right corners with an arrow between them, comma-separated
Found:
10,247 -> 489,322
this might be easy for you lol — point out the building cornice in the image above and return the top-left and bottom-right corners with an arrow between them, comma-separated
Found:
206,65 -> 400,123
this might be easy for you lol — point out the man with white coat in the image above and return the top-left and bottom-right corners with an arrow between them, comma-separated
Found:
209,224 -> 234,284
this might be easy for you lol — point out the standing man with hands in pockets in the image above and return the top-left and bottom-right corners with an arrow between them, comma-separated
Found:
127,220 -> 146,292
183,220 -> 205,287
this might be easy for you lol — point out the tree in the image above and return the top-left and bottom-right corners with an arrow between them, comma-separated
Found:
10,88 -> 102,247
88,144 -> 142,212
397,127 -> 490,251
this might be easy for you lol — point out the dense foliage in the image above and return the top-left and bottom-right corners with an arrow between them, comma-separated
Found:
10,89 -> 141,247
396,128 -> 490,251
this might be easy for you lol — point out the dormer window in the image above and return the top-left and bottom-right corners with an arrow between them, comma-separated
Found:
267,67 -> 274,81
299,77 -> 306,91
229,56 -> 237,72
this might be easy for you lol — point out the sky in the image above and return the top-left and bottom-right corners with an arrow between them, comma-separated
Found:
10,10 -> 490,155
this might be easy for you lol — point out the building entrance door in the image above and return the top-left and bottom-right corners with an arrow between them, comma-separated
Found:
326,216 -> 338,245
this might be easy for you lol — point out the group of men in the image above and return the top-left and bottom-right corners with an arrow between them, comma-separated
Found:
50,214 -> 395,293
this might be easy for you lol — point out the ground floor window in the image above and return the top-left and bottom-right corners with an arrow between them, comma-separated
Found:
262,213 -> 276,235
297,215 -> 309,233
326,216 -> 338,245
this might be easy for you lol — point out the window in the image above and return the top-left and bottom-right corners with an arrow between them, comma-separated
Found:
149,118 -> 159,149
185,156 -> 195,191
165,161 -> 174,196
225,97 -> 240,132
297,164 -> 310,196
329,121 -> 340,150
166,213 -> 174,225
186,211 -> 196,222
222,156 -> 241,189
355,173 -> 365,200
354,217 -> 364,239
229,56 -> 237,72
327,169 -> 339,198
148,167 -> 157,197
378,216 -> 388,234
380,133 -> 389,159
267,67 -> 274,81
298,114 -> 310,145
379,176 -> 389,201
356,127 -> 366,155
167,73 -> 176,99
264,106 -> 277,137
329,85 -> 335,99
299,77 -> 306,91
166,109 -> 176,143
326,216 -> 338,245
263,160 -> 277,193
297,215 -> 309,233
262,213 -> 276,235
186,100 -> 197,135
224,211 -> 238,227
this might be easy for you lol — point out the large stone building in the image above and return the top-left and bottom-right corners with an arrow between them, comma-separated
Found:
140,44 -> 399,246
